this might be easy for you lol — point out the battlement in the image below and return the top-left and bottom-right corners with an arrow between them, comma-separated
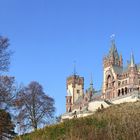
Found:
66,75 -> 84,89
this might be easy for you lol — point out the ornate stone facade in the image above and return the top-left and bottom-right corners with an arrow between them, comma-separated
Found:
65,39 -> 140,113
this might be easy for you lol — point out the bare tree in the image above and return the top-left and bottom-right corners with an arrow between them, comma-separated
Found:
15,81 -> 55,131
0,36 -> 15,110
0,76 -> 16,110
0,36 -> 16,138
0,36 -> 11,72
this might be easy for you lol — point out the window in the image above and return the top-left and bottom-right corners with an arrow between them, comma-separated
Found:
77,90 -> 80,93
118,89 -> 121,96
118,81 -> 121,86
125,87 -> 128,94
122,88 -> 124,95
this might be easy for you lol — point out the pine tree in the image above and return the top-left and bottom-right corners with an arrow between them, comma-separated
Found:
0,109 -> 16,140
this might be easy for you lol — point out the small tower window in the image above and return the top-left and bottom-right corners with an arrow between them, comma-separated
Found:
118,81 -> 121,86
77,90 -> 80,93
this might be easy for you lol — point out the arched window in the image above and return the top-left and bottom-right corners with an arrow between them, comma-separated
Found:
118,81 -> 121,87
125,87 -> 128,94
118,89 -> 121,96
122,88 -> 124,95
107,75 -> 111,83
68,107 -> 71,112
107,75 -> 112,88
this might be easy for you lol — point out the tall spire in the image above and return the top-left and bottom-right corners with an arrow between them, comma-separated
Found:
73,60 -> 77,75
90,73 -> 94,92
90,73 -> 93,86
119,53 -> 123,66
109,34 -> 119,58
110,34 -> 116,48
130,51 -> 135,67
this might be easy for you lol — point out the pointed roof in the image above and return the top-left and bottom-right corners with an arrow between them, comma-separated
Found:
130,52 -> 135,67
109,40 -> 119,59
89,74 -> 94,93
90,73 -> 93,86
73,61 -> 77,75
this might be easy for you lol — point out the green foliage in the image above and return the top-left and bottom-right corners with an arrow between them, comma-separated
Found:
15,101 -> 140,140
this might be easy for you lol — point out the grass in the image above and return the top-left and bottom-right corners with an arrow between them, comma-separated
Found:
14,101 -> 140,140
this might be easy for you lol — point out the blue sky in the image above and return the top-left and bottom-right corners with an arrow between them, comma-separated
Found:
0,0 -> 140,115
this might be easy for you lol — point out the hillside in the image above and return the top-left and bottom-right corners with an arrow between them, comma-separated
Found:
15,101 -> 140,140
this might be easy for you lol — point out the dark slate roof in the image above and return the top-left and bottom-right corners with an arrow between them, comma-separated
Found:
94,90 -> 102,96
137,63 -> 140,69
112,66 -> 123,74
91,90 -> 102,98
123,66 -> 129,73
112,62 -> 140,75
109,42 -> 119,59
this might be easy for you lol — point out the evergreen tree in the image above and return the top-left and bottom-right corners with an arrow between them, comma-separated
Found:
0,109 -> 16,140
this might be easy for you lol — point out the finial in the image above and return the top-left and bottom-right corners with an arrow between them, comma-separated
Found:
90,73 -> 94,94
73,60 -> 77,75
90,73 -> 93,86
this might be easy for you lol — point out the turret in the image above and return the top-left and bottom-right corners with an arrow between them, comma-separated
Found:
66,74 -> 84,112
130,52 -> 135,67
89,74 -> 95,99
129,52 -> 137,85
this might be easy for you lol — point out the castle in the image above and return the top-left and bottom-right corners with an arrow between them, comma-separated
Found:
62,39 -> 140,121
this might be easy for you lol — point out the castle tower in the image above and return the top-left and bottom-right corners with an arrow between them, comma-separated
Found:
102,38 -> 123,99
66,74 -> 84,112
103,39 -> 121,68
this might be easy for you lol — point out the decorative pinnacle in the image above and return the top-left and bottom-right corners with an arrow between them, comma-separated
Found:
73,60 -> 77,75
130,51 -> 135,67
90,73 -> 93,86
90,73 -> 94,93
